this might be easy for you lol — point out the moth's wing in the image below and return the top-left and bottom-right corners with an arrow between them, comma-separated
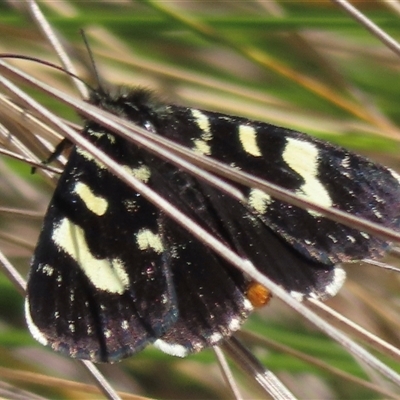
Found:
201,185 -> 346,299
155,213 -> 342,356
154,214 -> 253,356
160,107 -> 400,265
145,163 -> 339,356
150,162 -> 342,304
239,129 -> 400,264
26,145 -> 178,362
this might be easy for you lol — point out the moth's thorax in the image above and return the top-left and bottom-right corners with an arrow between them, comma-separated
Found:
87,86 -> 170,127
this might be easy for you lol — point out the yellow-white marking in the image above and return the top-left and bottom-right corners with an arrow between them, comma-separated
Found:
90,131 -> 104,140
248,188 -> 272,214
121,320 -> 129,330
243,297 -> 254,312
373,194 -> 384,204
136,229 -> 164,253
389,168 -> 400,184
289,291 -> 304,301
309,266 -> 346,300
123,164 -> 151,183
192,109 -> 211,137
341,155 -> 350,169
154,339 -> 189,357
25,299 -> 49,346
327,234 -> 338,243
228,316 -> 245,332
325,267 -> 346,298
347,235 -> 356,243
89,130 -> 116,144
123,199 -> 138,212
41,264 -> 54,276
209,332 -> 223,344
239,125 -> 262,157
161,293 -> 168,304
282,138 -> 332,216
74,182 -> 108,216
76,147 -> 106,169
193,139 -> 211,155
191,109 -> 213,155
52,218 -> 130,294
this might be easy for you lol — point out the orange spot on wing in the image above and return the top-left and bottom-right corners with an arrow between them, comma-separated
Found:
246,282 -> 272,308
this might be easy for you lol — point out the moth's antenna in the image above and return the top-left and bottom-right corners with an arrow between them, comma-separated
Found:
80,29 -> 105,94
0,54 -> 94,92
24,0 -> 89,99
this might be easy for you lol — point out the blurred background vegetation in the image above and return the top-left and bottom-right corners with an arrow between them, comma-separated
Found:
0,0 -> 400,398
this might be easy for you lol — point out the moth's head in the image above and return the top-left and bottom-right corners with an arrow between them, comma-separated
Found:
87,85 -> 169,128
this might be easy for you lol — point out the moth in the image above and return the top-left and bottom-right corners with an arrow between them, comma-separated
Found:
25,85 -> 400,363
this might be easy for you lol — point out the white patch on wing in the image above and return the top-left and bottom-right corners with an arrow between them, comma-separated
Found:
123,164 -> 151,183
308,267 -> 346,300
228,316 -> 243,332
192,109 -> 211,135
52,218 -> 130,294
289,291 -> 304,301
373,208 -> 383,219
193,139 -> 211,155
191,109 -> 213,155
282,138 -> 333,216
209,332 -> 223,344
90,131 -> 104,140
347,235 -> 356,243
136,229 -> 164,253
25,298 -> 49,346
341,155 -> 350,169
123,199 -> 138,212
323,266 -> 346,298
76,147 -> 106,169
243,298 -> 254,312
248,188 -> 272,214
88,131 -> 115,143
121,320 -> 129,330
153,339 -> 189,357
389,168 -> 400,184
41,264 -> 54,276
327,234 -> 338,243
239,125 -> 261,157
74,182 -> 108,216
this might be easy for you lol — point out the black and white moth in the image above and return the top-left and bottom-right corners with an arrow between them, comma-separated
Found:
25,85 -> 400,363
